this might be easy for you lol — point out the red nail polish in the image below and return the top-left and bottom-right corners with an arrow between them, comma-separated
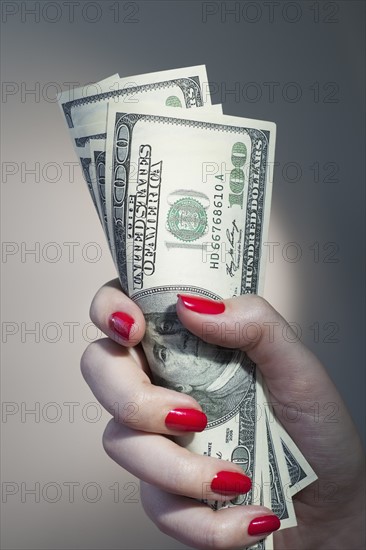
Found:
210,471 -> 251,495
165,409 -> 208,432
109,312 -> 134,340
248,515 -> 280,536
177,294 -> 225,314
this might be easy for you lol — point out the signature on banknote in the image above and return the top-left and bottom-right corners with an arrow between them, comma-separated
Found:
226,219 -> 242,277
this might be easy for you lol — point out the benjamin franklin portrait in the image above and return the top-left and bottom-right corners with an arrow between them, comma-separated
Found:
140,298 -> 253,427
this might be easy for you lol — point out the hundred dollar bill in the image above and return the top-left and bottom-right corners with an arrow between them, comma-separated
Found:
77,144 -> 100,221
89,139 -> 109,243
264,410 -> 297,529
249,474 -> 274,550
58,65 -> 211,131
250,374 -> 273,550
104,104 -> 276,511
262,384 -> 318,497
77,142 -> 117,264
276,420 -> 318,496
104,104 -> 275,295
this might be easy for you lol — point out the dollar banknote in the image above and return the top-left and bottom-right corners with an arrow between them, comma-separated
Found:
88,139 -> 110,242
275,418 -> 318,497
265,411 -> 297,529
104,104 -> 275,294
103,104 -> 276,519
262,382 -> 318,498
58,65 -> 211,131
78,146 -> 100,219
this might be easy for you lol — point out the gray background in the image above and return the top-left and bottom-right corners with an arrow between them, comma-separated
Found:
1,1 -> 365,549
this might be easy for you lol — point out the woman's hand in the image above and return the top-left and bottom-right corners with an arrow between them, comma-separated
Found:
81,280 -> 365,549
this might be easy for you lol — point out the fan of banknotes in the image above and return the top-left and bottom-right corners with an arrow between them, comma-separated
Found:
58,66 -> 317,549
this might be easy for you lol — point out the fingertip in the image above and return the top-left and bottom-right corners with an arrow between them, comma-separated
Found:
177,293 -> 226,315
247,514 -> 281,537
89,280 -> 146,345
165,408 -> 208,432
109,311 -> 143,346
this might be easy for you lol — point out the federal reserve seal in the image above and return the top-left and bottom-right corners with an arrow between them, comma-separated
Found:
167,197 -> 207,242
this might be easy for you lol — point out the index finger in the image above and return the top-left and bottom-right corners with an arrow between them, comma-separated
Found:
89,278 -> 146,347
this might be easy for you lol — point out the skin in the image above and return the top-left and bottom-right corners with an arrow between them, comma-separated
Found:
81,279 -> 365,550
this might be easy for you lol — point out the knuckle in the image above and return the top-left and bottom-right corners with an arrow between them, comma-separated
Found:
154,515 -> 171,537
115,399 -> 140,427
152,508 -> 184,541
233,295 -> 278,350
80,341 -> 100,379
102,419 -> 119,458
89,287 -> 104,325
245,294 -> 272,322
80,338 -> 111,381
201,522 -> 230,550
122,386 -> 145,420
164,451 -> 194,494
121,381 -> 156,427
253,294 -> 270,312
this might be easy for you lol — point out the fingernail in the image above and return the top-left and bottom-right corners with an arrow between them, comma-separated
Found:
177,294 -> 225,315
109,312 -> 135,340
165,408 -> 208,432
210,471 -> 251,495
248,515 -> 281,536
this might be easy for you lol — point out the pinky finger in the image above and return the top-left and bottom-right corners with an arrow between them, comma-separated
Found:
140,482 -> 280,550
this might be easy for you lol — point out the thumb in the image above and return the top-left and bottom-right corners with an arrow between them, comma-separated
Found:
176,294 -> 364,515
176,293 -> 340,414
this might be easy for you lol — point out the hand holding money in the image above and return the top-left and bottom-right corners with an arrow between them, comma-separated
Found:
59,67 -> 319,549
82,282 -> 365,550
